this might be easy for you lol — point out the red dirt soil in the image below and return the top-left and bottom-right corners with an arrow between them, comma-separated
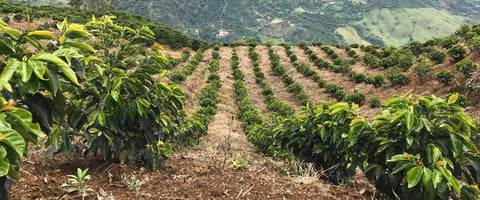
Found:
10,44 -> 479,199
11,47 -> 375,199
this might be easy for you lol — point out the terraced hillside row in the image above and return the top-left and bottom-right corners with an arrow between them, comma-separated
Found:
3,11 -> 480,198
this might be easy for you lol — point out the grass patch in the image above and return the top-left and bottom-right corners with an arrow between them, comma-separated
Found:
271,18 -> 282,24
294,7 -> 306,13
353,8 -> 466,46
336,26 -> 370,45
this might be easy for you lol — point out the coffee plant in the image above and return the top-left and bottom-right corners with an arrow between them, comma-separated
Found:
428,50 -> 446,64
455,59 -> 477,76
413,58 -> 432,82
386,66 -> 409,86
352,94 -> 480,200
448,44 -> 466,62
434,69 -> 455,85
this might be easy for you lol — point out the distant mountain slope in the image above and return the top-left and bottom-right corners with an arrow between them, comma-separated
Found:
1,1 -> 206,49
8,0 -> 480,46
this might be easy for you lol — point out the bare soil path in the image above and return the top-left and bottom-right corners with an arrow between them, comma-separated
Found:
12,47 -> 371,200
256,46 -> 301,112
178,49 -> 213,113
272,46 -> 333,104
170,53 -> 193,73
236,46 -> 268,115
330,46 -> 350,58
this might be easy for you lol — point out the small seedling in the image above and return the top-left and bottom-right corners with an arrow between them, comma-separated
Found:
128,176 -> 144,192
62,168 -> 93,200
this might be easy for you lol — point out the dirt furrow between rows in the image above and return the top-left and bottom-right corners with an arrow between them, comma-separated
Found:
256,46 -> 301,112
272,46 -> 333,104
204,47 -> 247,151
168,47 -> 366,199
237,46 -> 268,115
330,46 -> 386,76
170,53 -> 193,73
330,46 -> 350,58
291,46 -> 386,117
178,49 -> 213,114
292,46 -> 378,96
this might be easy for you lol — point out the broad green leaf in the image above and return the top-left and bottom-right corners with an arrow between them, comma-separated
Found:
391,162 -> 416,174
24,36 -> 42,50
97,112 -> 105,127
422,167 -> 433,187
32,61 -> 47,80
64,41 -> 95,53
406,136 -> 413,147
58,65 -> 80,86
1,60 -> 20,82
112,77 -> 123,90
27,30 -> 54,40
433,147 -> 442,164
159,113 -> 170,126
158,82 -> 172,93
53,48 -> 84,66
20,61 -> 33,83
87,111 -> 98,126
407,166 -> 423,188
0,35 -> 15,54
0,113 -> 26,156
44,68 -> 59,95
448,93 -> 458,104
111,90 -> 119,102
406,111 -> 414,131
65,29 -> 91,39
388,153 -> 413,162
422,118 -> 432,133
2,27 -> 22,40
35,52 -> 69,67
461,185 -> 480,200
4,108 -> 45,143
350,117 -> 367,126
0,79 -> 11,92
51,125 -> 60,148
136,101 -> 144,116
0,129 -> 26,157
391,110 -> 407,124
450,175 -> 461,195
0,146 -> 9,177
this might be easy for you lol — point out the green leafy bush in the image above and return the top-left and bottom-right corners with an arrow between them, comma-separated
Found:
468,36 -> 480,53
369,97 -> 381,108
334,90 -> 346,101
2,15 -> 10,23
413,58 -> 432,82
271,102 -> 359,184
446,93 -> 470,108
440,35 -> 460,49
324,83 -> 342,94
350,72 -> 366,83
455,59 -> 478,76
386,67 -> 409,86
434,69 -> 455,85
345,92 -> 365,105
365,75 -> 385,87
428,50 -> 446,64
12,13 -> 24,21
363,53 -> 379,68
287,82 -> 303,94
352,94 -> 480,200
448,44 -> 466,62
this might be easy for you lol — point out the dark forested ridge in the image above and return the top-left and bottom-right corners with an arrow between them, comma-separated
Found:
9,0 -> 480,46
1,1 -> 206,49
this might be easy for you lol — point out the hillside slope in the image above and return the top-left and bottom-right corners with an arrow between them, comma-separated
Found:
9,0 -> 480,46
1,1 -> 206,49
